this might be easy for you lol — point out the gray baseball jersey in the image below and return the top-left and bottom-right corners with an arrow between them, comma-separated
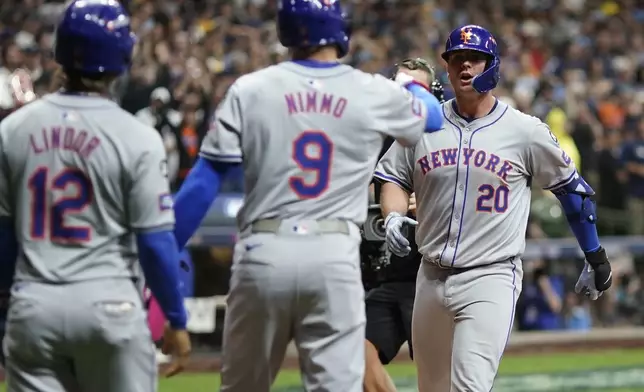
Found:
200,61 -> 428,229
0,93 -> 174,283
201,61 -> 429,392
375,99 -> 576,268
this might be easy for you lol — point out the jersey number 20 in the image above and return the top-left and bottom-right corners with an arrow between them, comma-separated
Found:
28,167 -> 93,242
289,131 -> 334,199
476,184 -> 509,213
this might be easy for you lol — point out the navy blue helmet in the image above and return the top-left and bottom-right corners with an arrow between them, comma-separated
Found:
441,25 -> 500,93
54,0 -> 136,75
277,0 -> 351,58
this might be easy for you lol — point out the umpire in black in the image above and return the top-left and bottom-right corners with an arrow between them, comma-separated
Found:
362,58 -> 444,392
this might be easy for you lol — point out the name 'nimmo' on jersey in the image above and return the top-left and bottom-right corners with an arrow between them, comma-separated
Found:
285,91 -> 348,118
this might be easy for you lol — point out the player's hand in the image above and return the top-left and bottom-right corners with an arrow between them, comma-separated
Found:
160,326 -> 192,377
575,247 -> 612,301
384,212 -> 418,257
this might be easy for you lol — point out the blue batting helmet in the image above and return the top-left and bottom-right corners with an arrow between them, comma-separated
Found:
277,0 -> 351,58
54,0 -> 135,75
441,25 -> 500,94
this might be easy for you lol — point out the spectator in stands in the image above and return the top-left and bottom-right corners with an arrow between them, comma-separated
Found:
135,86 -> 172,128
0,39 -> 24,119
570,103 -> 602,183
516,260 -> 566,331
621,118 -> 644,234
597,129 -> 628,235
564,293 -> 592,331
135,87 -> 181,187
546,107 -> 581,170
171,89 -> 208,190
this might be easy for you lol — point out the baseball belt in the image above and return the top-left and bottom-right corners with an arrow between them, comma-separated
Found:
251,219 -> 351,235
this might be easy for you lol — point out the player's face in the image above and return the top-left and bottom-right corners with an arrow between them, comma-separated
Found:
446,50 -> 488,94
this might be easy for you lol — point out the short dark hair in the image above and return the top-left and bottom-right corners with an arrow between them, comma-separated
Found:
396,58 -> 436,86
63,69 -> 119,94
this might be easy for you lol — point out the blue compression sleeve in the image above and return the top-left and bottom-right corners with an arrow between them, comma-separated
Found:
555,193 -> 601,252
137,230 -> 187,329
173,157 -> 237,249
406,82 -> 443,132
0,217 -> 18,292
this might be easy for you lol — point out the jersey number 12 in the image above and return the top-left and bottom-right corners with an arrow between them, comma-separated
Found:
289,131 -> 334,199
28,167 -> 93,243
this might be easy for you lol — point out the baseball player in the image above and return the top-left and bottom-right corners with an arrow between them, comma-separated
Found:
0,2 -> 190,390
364,58 -> 445,392
375,25 -> 613,392
169,1 -> 443,390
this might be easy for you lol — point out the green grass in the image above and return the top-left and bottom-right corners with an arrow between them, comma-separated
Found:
2,349 -> 644,391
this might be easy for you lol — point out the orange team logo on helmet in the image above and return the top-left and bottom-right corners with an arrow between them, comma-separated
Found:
460,27 -> 473,44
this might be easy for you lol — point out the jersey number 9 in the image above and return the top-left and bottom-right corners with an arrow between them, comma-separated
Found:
28,167 -> 93,243
289,131 -> 334,199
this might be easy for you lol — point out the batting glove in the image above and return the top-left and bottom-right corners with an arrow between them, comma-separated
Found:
575,247 -> 612,301
384,212 -> 418,257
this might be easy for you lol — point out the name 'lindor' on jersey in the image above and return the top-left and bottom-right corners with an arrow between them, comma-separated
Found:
30,126 -> 101,159
416,147 -> 513,182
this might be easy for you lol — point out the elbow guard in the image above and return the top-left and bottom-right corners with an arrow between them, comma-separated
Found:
551,172 -> 597,224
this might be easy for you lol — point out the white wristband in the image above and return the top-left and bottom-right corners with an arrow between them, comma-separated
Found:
394,72 -> 415,87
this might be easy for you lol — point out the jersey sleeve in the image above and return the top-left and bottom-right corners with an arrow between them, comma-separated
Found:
526,122 -> 577,190
367,75 -> 427,147
200,82 -> 243,163
0,124 -> 10,218
373,140 -> 415,193
128,133 -> 175,231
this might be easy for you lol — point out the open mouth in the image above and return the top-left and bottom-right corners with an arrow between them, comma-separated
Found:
459,72 -> 473,84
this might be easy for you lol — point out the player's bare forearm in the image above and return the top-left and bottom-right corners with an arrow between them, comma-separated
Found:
380,182 -> 410,218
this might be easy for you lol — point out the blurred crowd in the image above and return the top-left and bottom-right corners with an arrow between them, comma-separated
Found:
1,0 -> 644,333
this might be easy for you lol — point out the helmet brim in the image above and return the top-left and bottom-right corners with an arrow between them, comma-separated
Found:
441,47 -> 494,62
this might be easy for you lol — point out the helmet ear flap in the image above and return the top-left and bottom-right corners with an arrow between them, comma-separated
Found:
472,56 -> 500,94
